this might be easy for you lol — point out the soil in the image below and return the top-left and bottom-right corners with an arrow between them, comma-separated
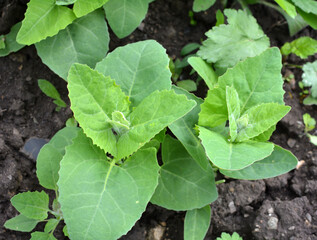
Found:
1,0 -> 317,239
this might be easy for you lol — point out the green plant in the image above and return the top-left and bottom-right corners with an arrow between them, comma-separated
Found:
5,39 -> 298,240
303,113 -> 317,145
217,232 -> 243,240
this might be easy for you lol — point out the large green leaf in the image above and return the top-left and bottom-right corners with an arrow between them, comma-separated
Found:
218,48 -> 284,113
220,145 -> 298,179
184,205 -> 211,240
235,103 -> 291,142
4,214 -> 38,232
281,36 -> 317,59
58,131 -> 160,240
104,0 -> 151,38
68,64 -> 130,157
188,56 -> 218,89
151,136 -> 217,210
199,127 -> 274,170
116,90 -> 196,159
73,0 -> 110,17
297,7 -> 317,29
36,10 -> 109,80
95,40 -> 171,107
197,9 -> 269,73
302,61 -> 317,98
292,0 -> 317,15
36,127 -> 79,190
193,0 -> 216,12
11,191 -> 49,220
0,22 -> 24,57
16,0 -> 76,45
169,86 -> 208,170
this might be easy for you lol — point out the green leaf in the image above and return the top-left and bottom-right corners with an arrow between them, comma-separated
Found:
4,214 -> 38,232
193,0 -> 216,12
38,79 -> 66,108
35,9 -> 109,80
151,136 -> 217,210
176,80 -> 197,92
281,37 -> 317,59
197,9 -> 269,73
30,232 -> 57,240
308,133 -> 317,145
217,232 -> 243,240
283,10 -> 307,36
0,23 -> 25,57
303,95 -> 317,105
0,36 -> 5,49
220,145 -> 298,179
198,87 -> 227,128
235,103 -> 291,142
292,0 -> 317,15
303,113 -> 316,132
181,43 -> 200,56
274,0 -> 297,18
184,205 -> 211,240
58,131 -> 160,240
116,90 -> 196,159
37,127 -> 79,190
104,0 -> 151,38
188,56 -> 218,89
169,86 -> 209,170
56,0 -> 77,6
11,191 -> 49,220
218,48 -> 284,113
17,0 -> 76,45
302,61 -> 317,98
199,127 -> 274,170
44,219 -> 59,233
251,125 -> 276,142
226,86 -> 240,142
63,225 -> 69,237
216,10 -> 225,26
73,0 -> 110,17
297,7 -> 317,29
95,40 -> 171,107
67,63 -> 130,157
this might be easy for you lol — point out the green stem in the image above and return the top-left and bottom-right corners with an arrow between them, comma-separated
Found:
215,179 -> 226,185
283,63 -> 303,69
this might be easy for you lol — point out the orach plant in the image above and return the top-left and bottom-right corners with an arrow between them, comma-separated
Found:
4,8 -> 299,240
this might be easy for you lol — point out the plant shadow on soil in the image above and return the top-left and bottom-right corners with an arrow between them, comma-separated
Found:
0,0 -> 317,239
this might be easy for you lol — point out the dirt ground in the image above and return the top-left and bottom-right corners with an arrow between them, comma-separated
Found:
0,0 -> 317,239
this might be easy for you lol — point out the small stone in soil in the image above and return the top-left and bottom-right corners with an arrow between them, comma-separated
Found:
287,138 -> 296,148
267,217 -> 278,229
228,201 -> 236,213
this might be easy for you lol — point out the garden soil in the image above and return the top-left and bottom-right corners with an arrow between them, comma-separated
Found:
1,0 -> 317,239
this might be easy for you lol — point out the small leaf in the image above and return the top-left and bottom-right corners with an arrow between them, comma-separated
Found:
198,9 -> 269,73
11,191 -> 49,220
116,90 -> 196,159
235,103 -> 291,142
216,9 -> 225,26
37,127 -> 79,190
104,0 -> 152,38
303,95 -> 317,105
17,0 -> 76,45
58,131 -> 160,240
181,43 -> 200,56
169,86 -> 209,170
4,214 -> 38,232
274,0 -> 297,18
151,136 -> 217,210
226,86 -> 240,142
184,205 -> 211,240
217,232 -> 243,240
302,61 -> 317,98
176,80 -> 197,92
220,145 -> 298,180
199,127 -> 274,170
0,22 -> 25,57
188,56 -> 218,89
281,37 -> 317,59
38,79 -> 66,108
303,113 -> 316,132
44,219 -> 59,233
193,0 -> 216,12
308,134 -> 317,145
63,225 -> 69,237
95,40 -> 171,107
36,9 -> 109,80
73,0 -> 110,17
292,0 -> 317,15
30,232 -> 57,240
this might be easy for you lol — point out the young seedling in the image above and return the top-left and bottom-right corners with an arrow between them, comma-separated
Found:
303,113 -> 317,145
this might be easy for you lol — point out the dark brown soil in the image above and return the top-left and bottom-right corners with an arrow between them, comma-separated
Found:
1,0 -> 317,240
